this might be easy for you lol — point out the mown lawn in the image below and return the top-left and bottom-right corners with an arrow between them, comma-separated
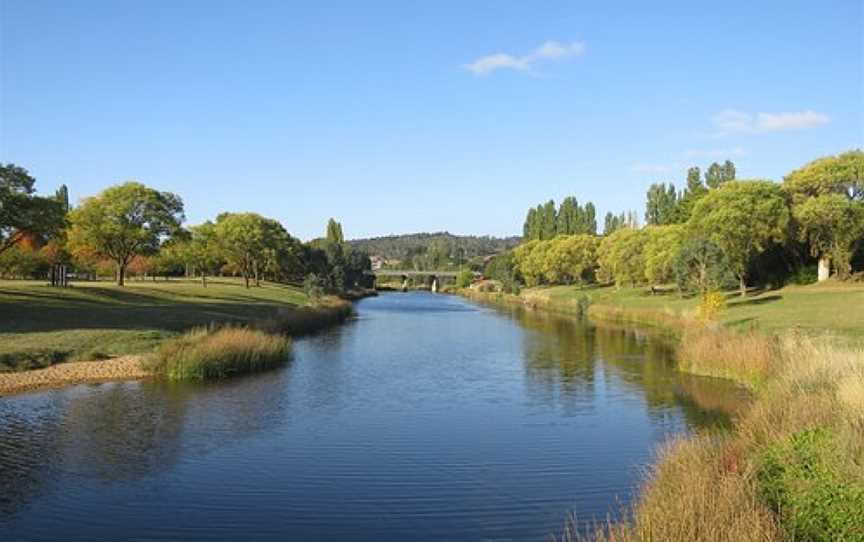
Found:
0,278 -> 309,370
535,281 -> 864,344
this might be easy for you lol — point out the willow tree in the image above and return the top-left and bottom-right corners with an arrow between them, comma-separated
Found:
597,227 -> 648,288
643,224 -> 686,287
67,182 -> 184,286
688,180 -> 789,296
793,195 -> 864,280
785,150 -> 864,280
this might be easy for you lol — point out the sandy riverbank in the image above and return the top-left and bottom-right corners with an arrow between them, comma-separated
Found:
0,356 -> 149,396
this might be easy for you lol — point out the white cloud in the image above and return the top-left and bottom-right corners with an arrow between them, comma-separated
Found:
711,109 -> 830,135
465,40 -> 585,76
756,111 -> 831,131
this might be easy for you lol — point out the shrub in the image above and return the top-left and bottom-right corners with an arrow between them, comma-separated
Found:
673,238 -> 735,294
697,291 -> 727,321
757,428 -> 864,541
456,269 -> 473,288
303,273 -> 325,300
789,265 -> 818,285
146,327 -> 291,380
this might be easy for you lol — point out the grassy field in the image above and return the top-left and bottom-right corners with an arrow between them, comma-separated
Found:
530,281 -> 864,344
0,278 -> 310,370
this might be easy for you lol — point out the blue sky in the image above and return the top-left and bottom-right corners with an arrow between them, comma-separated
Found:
1,1 -> 861,240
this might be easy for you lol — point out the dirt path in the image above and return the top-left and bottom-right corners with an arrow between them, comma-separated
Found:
0,356 -> 150,396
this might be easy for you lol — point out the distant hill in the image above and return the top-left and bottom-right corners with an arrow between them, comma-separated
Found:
347,232 -> 521,268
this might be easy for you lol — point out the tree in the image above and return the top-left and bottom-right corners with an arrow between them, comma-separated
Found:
721,160 -> 736,183
686,167 -> 703,193
705,162 -> 724,189
645,183 -> 679,225
523,207 -> 538,239
214,212 -> 280,288
673,238 -> 734,294
784,149 -> 863,202
582,202 -> 597,235
67,182 -> 184,286
793,195 -> 864,280
0,163 -> 66,256
597,227 -> 648,288
603,212 -> 623,235
326,218 -> 345,244
688,180 -> 790,296
557,197 -> 579,235
185,221 -> 221,286
544,235 -> 600,286
513,240 -> 543,286
643,225 -> 686,286
540,200 -> 557,240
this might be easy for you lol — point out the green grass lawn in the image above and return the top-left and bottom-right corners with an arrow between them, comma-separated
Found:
535,281 -> 864,344
0,278 -> 309,370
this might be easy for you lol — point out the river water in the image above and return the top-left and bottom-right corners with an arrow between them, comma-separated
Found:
0,292 -> 742,541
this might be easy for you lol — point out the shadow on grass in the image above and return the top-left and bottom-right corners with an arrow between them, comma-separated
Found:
729,294 -> 783,307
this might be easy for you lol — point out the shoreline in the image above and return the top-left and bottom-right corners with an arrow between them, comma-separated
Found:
1,294 -> 363,397
0,355 -> 150,397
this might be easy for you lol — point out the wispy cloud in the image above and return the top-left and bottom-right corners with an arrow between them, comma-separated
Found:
464,40 -> 585,76
712,109 -> 830,135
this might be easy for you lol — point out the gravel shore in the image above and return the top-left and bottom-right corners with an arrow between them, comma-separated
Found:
0,356 -> 150,396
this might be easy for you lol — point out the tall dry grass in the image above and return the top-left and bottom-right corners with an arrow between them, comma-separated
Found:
257,296 -> 353,336
562,335 -> 864,542
146,327 -> 291,380
676,324 -> 781,387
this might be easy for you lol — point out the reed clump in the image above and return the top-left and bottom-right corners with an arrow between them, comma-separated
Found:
146,327 -> 291,380
676,324 -> 781,388
256,296 -> 353,336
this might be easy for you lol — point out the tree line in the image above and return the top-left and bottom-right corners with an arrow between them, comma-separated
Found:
487,151 -> 864,296
0,169 -> 372,294
347,232 -> 521,271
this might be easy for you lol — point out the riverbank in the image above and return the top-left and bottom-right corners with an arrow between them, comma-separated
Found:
461,284 -> 864,540
0,355 -> 150,395
0,278 -> 359,393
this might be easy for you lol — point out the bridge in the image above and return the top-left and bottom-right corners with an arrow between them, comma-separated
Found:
370,269 -> 460,292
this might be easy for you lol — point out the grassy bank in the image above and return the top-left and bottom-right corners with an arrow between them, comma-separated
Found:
537,282 -> 864,345
145,327 -> 292,380
0,278 -> 352,371
462,284 -> 864,540
565,336 -> 864,542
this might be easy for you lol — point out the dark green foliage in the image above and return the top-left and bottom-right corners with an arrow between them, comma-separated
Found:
757,428 -> 864,541
523,197 -> 598,240
673,238 -> 735,294
325,218 -> 344,244
645,182 -> 679,225
484,252 -> 521,293
789,265 -> 818,285
603,210 -> 638,235
303,273 -> 325,299
456,269 -> 473,288
0,163 -> 66,255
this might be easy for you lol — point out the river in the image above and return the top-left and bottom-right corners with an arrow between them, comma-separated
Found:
0,292 -> 743,541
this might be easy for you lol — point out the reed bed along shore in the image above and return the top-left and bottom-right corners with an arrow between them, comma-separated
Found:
146,297 -> 354,381
145,326 -> 292,380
